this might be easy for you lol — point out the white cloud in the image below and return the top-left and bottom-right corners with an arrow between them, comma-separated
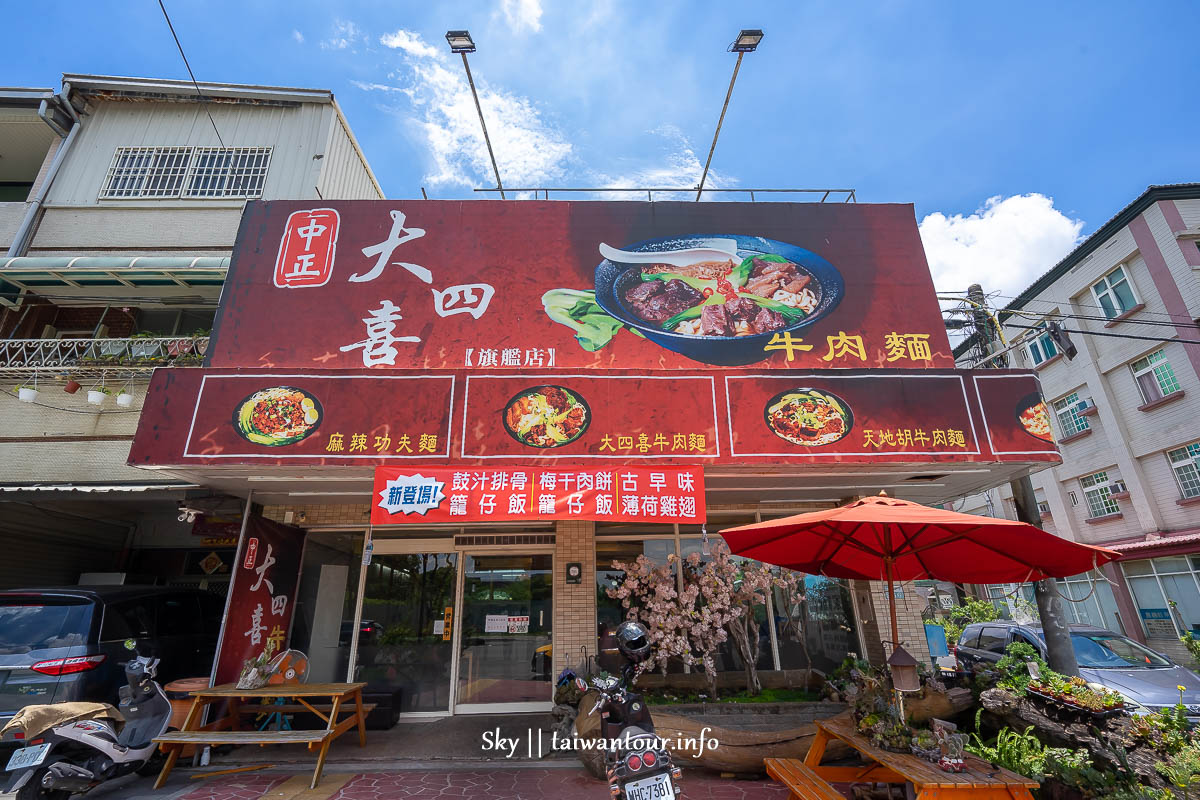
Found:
360,29 -> 572,189
591,125 -> 734,200
919,194 -> 1084,300
498,0 -> 544,33
292,30 -> 304,44
321,20 -> 363,51
379,29 -> 440,59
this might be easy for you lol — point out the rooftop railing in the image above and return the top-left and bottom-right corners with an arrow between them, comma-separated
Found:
0,336 -> 209,378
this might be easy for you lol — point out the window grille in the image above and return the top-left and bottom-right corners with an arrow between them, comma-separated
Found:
1079,471 -> 1119,518
100,146 -> 272,199
1052,391 -> 1090,437
1130,349 -> 1181,404
1167,442 -> 1200,499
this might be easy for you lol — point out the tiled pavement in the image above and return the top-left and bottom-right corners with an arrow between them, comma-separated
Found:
83,767 -> 792,800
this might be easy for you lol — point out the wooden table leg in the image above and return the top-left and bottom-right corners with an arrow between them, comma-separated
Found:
354,688 -> 367,747
154,696 -> 203,790
803,727 -> 832,768
227,696 -> 241,731
310,695 -> 342,789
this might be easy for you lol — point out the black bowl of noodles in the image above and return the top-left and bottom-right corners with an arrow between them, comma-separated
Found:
233,386 -> 322,447
502,385 -> 591,449
764,387 -> 854,447
1015,391 -> 1054,443
594,234 -> 844,366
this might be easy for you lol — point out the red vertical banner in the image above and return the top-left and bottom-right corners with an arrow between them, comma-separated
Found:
273,208 -> 340,289
213,516 -> 306,685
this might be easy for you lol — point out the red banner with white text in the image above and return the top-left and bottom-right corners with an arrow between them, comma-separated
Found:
370,465 -> 705,525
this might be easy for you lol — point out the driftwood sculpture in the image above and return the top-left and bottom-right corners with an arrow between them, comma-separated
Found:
572,690 -> 852,777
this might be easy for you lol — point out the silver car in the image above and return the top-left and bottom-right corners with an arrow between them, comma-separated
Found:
955,621 -> 1200,720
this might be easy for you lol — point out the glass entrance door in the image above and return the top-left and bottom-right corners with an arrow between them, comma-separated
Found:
455,553 -> 553,711
355,552 -> 457,713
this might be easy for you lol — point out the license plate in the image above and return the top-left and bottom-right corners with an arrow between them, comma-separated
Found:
6,743 -> 51,771
624,772 -> 675,800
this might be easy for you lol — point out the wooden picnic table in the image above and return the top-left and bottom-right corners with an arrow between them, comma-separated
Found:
767,715 -> 1039,800
153,682 -> 369,790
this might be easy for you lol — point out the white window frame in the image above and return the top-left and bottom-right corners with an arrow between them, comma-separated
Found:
1022,322 -> 1058,366
1120,557 -> 1200,638
100,146 -> 273,200
1051,391 -> 1090,437
1091,264 -> 1140,319
1129,349 -> 1181,404
1079,471 -> 1120,519
1167,442 -> 1200,500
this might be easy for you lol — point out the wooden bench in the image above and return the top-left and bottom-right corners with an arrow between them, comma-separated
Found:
765,758 -> 848,800
243,703 -> 377,716
154,730 -> 331,748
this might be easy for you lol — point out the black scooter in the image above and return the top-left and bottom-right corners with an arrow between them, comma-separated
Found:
589,621 -> 682,800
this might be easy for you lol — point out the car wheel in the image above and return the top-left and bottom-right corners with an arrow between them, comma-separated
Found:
15,767 -> 70,800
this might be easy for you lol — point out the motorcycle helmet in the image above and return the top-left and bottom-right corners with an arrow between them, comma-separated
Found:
614,620 -> 652,664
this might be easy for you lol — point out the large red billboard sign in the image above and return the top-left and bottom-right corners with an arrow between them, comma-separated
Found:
370,466 -> 705,525
208,201 -> 952,371
129,368 -> 1058,467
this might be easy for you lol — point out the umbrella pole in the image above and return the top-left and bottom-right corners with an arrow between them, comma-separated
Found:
885,557 -> 899,650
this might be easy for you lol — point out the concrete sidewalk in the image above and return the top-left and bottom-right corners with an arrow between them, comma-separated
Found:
4,764 -> 791,799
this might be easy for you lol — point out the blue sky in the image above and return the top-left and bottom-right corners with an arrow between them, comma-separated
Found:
5,0 -> 1198,297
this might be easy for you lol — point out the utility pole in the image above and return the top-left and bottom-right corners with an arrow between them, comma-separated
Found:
966,284 -> 1079,677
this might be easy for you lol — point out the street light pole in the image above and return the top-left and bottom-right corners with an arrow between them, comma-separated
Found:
447,30 -> 506,200
696,29 -> 762,202
696,51 -> 744,202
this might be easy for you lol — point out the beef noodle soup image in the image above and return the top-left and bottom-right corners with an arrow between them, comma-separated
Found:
592,235 -> 844,366
623,255 -> 818,337
502,385 -> 590,448
764,388 -> 853,447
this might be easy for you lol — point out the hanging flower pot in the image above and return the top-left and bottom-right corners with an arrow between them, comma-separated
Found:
87,387 -> 111,406
18,387 -> 39,403
116,391 -> 134,408
64,380 -> 82,394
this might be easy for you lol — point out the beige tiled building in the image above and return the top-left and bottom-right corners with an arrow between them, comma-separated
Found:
954,184 -> 1200,665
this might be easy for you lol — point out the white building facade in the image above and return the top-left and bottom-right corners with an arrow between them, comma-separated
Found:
0,74 -> 382,588
955,184 -> 1200,663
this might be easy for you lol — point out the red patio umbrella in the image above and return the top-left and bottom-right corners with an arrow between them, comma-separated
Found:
722,493 -> 1120,647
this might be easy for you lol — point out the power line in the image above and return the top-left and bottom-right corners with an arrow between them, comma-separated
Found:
1004,322 -> 1200,347
940,289 -> 1194,324
157,0 -> 226,149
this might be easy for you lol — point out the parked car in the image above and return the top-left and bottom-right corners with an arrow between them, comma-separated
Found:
955,620 -> 1200,720
0,586 -> 225,746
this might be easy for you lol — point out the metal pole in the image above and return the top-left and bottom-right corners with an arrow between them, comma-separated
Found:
696,51 -> 744,201
460,52 -> 505,200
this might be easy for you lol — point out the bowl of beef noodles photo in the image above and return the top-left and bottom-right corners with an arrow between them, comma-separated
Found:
593,234 -> 844,365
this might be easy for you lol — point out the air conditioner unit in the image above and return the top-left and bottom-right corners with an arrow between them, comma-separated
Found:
1075,398 -> 1095,415
1111,479 -> 1129,495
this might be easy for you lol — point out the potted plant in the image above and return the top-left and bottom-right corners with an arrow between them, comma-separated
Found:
64,379 -> 81,394
116,389 -> 135,407
17,383 -> 39,403
87,386 -> 112,406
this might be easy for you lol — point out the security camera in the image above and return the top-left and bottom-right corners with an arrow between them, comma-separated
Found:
177,504 -> 201,523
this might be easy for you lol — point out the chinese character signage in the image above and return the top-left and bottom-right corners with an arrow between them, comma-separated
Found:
370,465 -> 705,525
213,516 -> 305,685
210,201 -> 953,371
130,368 -> 1060,467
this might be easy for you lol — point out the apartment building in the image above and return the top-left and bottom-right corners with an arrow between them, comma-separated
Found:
0,74 -> 382,588
954,183 -> 1200,663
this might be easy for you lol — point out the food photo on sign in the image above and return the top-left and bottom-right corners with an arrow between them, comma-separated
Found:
206,201 -> 954,371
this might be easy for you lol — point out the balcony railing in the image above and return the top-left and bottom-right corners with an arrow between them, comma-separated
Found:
0,336 -> 209,377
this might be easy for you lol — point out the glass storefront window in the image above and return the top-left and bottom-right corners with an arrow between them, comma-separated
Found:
355,551 -> 458,712
772,572 -> 856,674
1055,573 -> 1121,633
595,536 -> 676,673
1122,556 -> 1200,638
457,553 -> 552,706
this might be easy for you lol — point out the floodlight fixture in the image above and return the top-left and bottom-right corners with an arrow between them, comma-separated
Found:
731,29 -> 764,53
445,30 -> 476,54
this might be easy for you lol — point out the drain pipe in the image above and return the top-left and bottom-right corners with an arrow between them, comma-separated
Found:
6,86 -> 81,258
